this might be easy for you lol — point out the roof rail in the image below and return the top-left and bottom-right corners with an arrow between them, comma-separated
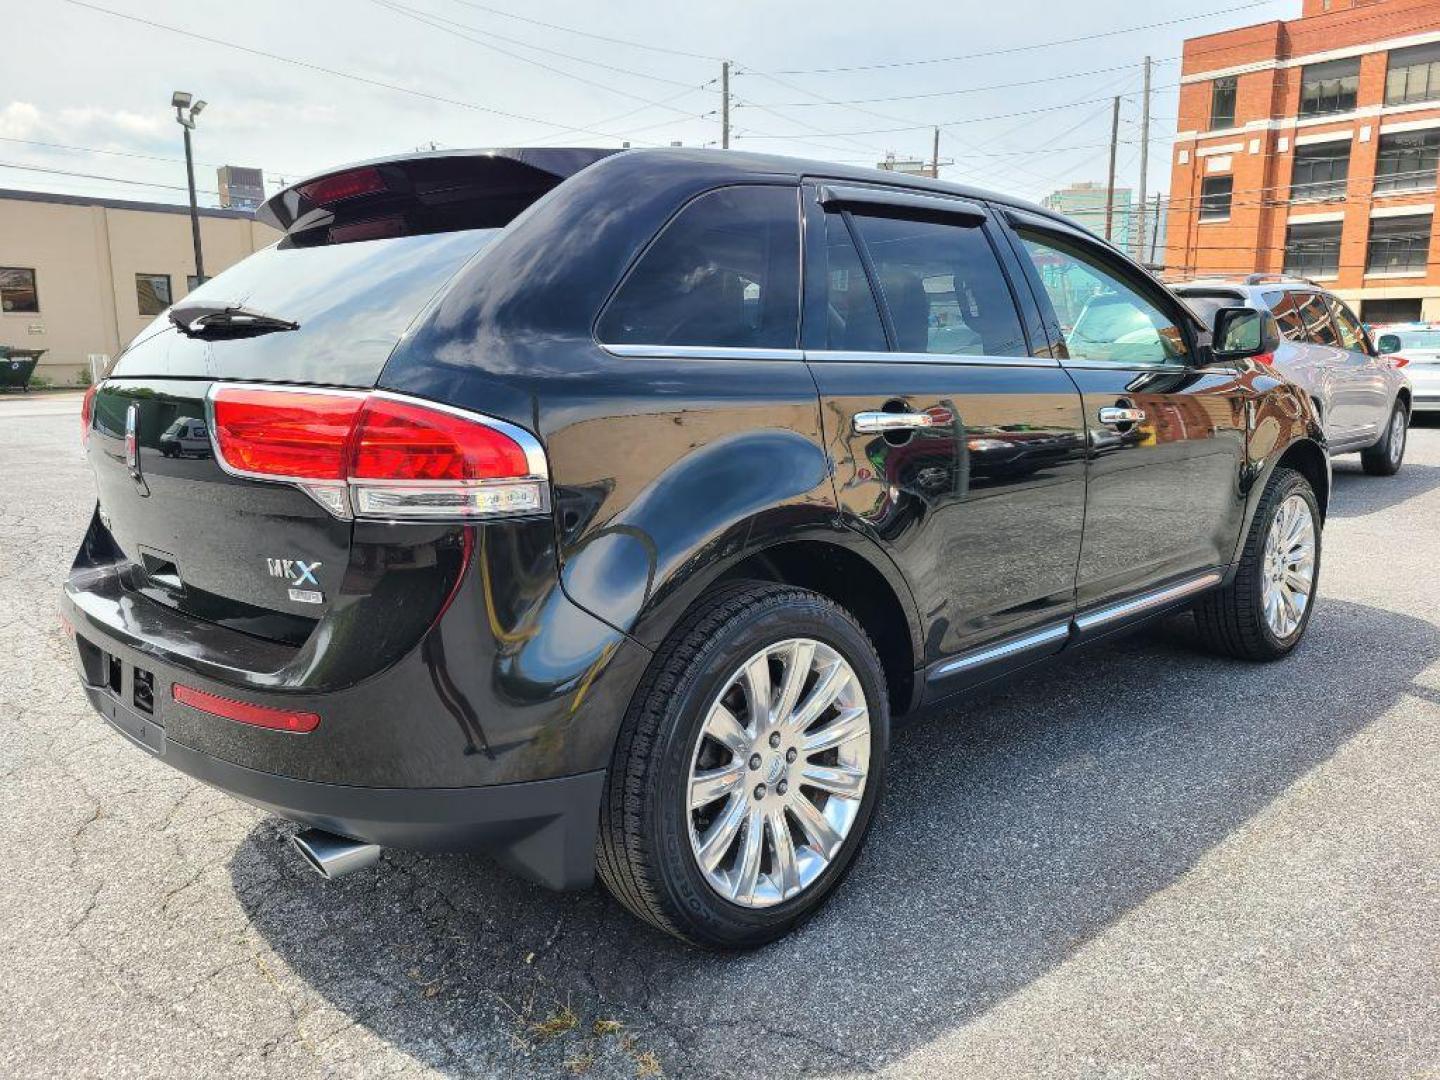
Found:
1243,273 -> 1320,287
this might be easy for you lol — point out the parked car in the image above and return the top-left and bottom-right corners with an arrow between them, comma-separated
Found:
64,148 -> 1329,949
1373,322 -> 1440,415
157,417 -> 210,458
1173,276 -> 1411,475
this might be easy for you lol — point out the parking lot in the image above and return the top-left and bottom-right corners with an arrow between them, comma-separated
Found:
2,390 -> 1437,1079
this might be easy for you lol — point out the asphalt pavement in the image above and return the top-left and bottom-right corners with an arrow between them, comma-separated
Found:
2,392 -> 1437,1079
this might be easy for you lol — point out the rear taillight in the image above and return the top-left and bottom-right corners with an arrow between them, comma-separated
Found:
208,386 -> 547,521
173,683 -> 320,733
1390,355 -> 1411,368
80,383 -> 99,447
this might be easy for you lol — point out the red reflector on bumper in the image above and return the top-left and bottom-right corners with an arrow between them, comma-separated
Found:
172,683 -> 320,733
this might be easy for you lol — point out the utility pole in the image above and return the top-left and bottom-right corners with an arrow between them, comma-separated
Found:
931,126 -> 940,179
721,61 -> 730,149
172,91 -> 207,284
1136,55 -> 1152,261
1104,96 -> 1120,242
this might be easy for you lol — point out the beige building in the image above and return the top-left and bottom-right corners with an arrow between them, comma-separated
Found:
0,188 -> 280,386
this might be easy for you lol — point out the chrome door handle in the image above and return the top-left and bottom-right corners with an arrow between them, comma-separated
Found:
853,411 -> 935,434
1098,406 -> 1145,426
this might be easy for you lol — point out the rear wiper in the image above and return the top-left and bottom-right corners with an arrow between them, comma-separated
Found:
170,302 -> 299,339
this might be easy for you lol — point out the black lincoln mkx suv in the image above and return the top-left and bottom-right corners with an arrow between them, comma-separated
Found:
65,147 -> 1328,948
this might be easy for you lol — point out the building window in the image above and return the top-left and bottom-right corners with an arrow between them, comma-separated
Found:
1386,42 -> 1440,106
1374,130 -> 1440,194
1210,76 -> 1237,130
0,267 -> 39,313
1284,221 -> 1343,278
1299,58 -> 1360,118
1367,214 -> 1433,275
1290,141 -> 1350,201
1199,176 -> 1233,221
135,273 -> 173,316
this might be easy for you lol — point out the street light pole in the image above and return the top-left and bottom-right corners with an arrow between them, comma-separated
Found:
172,91 -> 207,285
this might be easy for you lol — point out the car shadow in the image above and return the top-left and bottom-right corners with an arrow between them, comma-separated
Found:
1327,458 -> 1440,518
229,598 -> 1438,1078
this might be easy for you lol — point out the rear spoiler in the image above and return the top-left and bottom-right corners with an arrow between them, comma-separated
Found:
257,148 -> 618,245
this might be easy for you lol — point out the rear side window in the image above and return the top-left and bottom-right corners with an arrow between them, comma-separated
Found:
1296,292 -> 1340,345
847,212 -> 1026,356
823,213 -> 887,351
598,185 -> 800,349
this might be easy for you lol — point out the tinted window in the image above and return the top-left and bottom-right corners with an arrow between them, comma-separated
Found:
1017,229 -> 1189,365
1386,42 -> 1440,106
1375,130 -> 1440,194
1325,295 -> 1368,352
1367,214 -> 1433,275
0,267 -> 38,313
1290,142 -> 1350,201
847,212 -> 1026,356
1264,290 -> 1307,342
1210,76 -> 1237,129
598,185 -> 800,349
822,213 -> 886,351
1295,293 -> 1339,345
1300,58 -> 1360,118
1284,221 -> 1343,277
1200,176 -> 1233,221
136,273 -> 172,317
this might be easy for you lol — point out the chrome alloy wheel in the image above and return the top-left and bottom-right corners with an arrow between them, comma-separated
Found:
686,639 -> 871,908
1261,493 -> 1316,639
1389,407 -> 1407,466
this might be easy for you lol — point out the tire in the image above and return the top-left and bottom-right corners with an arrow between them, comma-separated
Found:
595,580 -> 889,949
1361,399 -> 1409,476
1193,466 -> 1321,661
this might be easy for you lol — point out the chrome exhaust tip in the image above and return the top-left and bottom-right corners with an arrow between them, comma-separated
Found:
291,828 -> 381,880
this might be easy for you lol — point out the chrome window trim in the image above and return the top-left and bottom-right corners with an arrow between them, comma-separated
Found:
804,349 -> 1060,368
929,622 -> 1070,681
600,344 -> 806,361
1074,571 -> 1223,632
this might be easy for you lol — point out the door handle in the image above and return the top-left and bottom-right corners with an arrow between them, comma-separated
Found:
1098,406 -> 1146,426
854,411 -> 936,434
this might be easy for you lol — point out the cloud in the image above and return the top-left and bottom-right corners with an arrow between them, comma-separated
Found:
0,99 -> 169,153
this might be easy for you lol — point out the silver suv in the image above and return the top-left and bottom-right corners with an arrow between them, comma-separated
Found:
1174,275 -> 1411,476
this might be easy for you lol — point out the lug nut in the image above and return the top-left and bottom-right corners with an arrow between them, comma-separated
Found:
754,784 -> 767,800
776,781 -> 788,796
749,753 -> 762,771
785,748 -> 797,763
769,732 -> 782,748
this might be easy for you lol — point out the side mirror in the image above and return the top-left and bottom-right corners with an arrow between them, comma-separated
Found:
1377,334 -> 1402,355
1212,306 -> 1271,360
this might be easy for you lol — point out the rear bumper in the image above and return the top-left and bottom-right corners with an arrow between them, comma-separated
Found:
82,681 -> 606,889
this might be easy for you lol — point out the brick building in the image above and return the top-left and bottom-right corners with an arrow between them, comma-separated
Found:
1166,0 -> 1440,323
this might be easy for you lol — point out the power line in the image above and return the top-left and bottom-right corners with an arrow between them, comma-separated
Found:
0,160 -> 223,198
441,0 -> 723,62
368,0 -> 717,121
767,2 -> 1282,75
57,0 -> 679,145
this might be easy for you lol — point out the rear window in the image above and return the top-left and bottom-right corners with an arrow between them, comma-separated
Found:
597,185 -> 801,350
112,229 -> 496,386
1385,329 -> 1440,352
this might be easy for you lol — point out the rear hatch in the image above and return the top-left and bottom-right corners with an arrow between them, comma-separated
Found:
89,149 -> 611,644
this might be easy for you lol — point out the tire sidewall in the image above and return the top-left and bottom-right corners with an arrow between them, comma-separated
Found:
646,595 -> 889,947
1247,471 -> 1322,654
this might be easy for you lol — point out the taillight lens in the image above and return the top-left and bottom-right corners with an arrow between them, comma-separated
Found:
1390,355 -> 1411,368
208,386 -> 547,521
173,683 -> 320,733
212,388 -> 363,480
80,383 -> 99,447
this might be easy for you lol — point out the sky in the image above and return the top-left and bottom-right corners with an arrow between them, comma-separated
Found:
2,0 -> 1299,212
